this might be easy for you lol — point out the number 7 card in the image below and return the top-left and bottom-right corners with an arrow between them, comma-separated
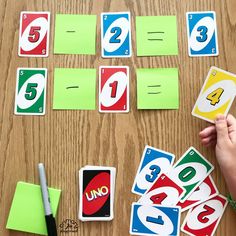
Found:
192,67 -> 236,123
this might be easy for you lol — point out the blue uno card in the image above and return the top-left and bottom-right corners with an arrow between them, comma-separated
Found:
132,146 -> 175,195
186,11 -> 218,57
101,12 -> 132,58
130,203 -> 180,236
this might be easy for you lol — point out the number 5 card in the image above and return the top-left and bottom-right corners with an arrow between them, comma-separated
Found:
99,66 -> 129,113
18,12 -> 50,57
101,12 -> 132,58
192,66 -> 236,123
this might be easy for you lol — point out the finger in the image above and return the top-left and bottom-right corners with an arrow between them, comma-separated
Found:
199,125 -> 216,138
215,114 -> 231,145
201,135 -> 217,146
227,114 -> 236,143
205,138 -> 217,147
227,114 -> 236,128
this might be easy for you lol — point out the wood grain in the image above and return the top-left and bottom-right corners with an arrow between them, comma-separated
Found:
1,0 -> 236,235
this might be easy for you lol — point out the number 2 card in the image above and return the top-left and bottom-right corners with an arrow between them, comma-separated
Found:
14,68 -> 47,115
101,12 -> 132,58
186,11 -> 218,57
18,11 -> 50,57
192,66 -> 236,123
99,66 -> 129,113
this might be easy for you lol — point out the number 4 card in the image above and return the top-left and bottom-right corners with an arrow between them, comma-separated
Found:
101,12 -> 132,58
14,68 -> 47,115
99,66 -> 129,113
192,66 -> 236,123
18,12 -> 50,57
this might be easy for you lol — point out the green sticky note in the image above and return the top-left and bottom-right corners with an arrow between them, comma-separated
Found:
136,16 -> 178,56
54,14 -> 97,55
53,68 -> 96,110
6,181 -> 61,235
137,68 -> 179,109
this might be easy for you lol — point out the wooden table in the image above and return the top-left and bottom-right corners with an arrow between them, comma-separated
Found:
1,0 -> 236,235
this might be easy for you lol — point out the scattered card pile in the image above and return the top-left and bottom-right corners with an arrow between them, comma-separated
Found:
78,166 -> 116,221
130,145 -> 228,236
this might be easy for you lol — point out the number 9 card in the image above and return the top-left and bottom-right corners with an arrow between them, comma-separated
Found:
192,66 -> 236,123
18,12 -> 50,57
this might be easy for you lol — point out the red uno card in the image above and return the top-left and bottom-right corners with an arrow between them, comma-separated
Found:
177,176 -> 218,212
99,66 -> 129,113
139,173 -> 185,206
181,194 -> 228,236
18,12 -> 50,57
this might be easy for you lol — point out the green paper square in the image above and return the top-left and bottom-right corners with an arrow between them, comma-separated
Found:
54,14 -> 97,55
137,68 -> 179,109
136,16 -> 178,56
6,181 -> 61,235
53,68 -> 96,110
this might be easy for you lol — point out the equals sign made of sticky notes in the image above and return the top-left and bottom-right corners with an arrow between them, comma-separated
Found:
147,31 -> 165,41
147,85 -> 161,94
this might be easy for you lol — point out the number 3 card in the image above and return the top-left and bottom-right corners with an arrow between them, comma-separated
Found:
99,66 -> 129,113
18,12 -> 50,57
192,67 -> 236,123
186,11 -> 218,57
101,12 -> 132,58
14,68 -> 47,115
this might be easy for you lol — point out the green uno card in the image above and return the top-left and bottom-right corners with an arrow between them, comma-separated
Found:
14,68 -> 47,115
169,147 -> 214,202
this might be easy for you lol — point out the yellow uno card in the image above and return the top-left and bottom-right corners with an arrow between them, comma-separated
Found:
192,66 -> 236,123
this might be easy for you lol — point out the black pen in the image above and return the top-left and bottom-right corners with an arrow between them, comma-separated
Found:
38,163 -> 57,236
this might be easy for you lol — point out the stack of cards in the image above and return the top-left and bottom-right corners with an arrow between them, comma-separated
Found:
78,166 -> 116,221
130,145 -> 228,236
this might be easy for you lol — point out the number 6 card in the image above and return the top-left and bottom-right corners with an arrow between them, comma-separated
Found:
192,66 -> 236,123
14,68 -> 47,115
99,66 -> 129,113
18,12 -> 50,57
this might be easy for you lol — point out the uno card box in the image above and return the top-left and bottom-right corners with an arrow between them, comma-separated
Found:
14,68 -> 47,115
101,12 -> 132,58
186,11 -> 218,57
79,167 -> 114,221
18,11 -> 50,57
99,66 -> 129,113
192,67 -> 236,123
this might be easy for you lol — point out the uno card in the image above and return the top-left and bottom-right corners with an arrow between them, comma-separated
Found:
130,203 -> 180,236
192,66 -> 236,123
139,173 -> 185,206
79,167 -> 113,221
186,11 -> 218,57
18,11 -> 50,57
99,66 -> 129,113
132,145 -> 175,196
177,175 -> 218,212
181,194 -> 228,236
168,147 -> 214,202
101,12 -> 132,58
14,68 -> 47,115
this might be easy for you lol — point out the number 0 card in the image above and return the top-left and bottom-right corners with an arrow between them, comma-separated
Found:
14,68 -> 47,115
18,12 -> 50,57
99,66 -> 129,113
192,67 -> 236,123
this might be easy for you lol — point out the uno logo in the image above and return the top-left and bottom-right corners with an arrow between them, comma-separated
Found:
197,80 -> 235,112
17,73 -> 45,109
189,16 -> 215,52
20,17 -> 48,51
100,71 -> 127,107
82,172 -> 110,215
103,17 -> 129,52
137,205 -> 174,234
136,158 -> 171,191
186,199 -> 223,229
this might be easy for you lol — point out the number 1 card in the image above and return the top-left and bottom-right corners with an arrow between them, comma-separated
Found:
99,66 -> 129,113
101,12 -> 132,58
18,11 -> 50,57
192,66 -> 236,123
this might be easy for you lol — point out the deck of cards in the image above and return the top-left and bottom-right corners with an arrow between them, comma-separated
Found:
130,145 -> 228,236
78,166 -> 116,221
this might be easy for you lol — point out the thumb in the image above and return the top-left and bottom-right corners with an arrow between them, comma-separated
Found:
215,114 -> 230,145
